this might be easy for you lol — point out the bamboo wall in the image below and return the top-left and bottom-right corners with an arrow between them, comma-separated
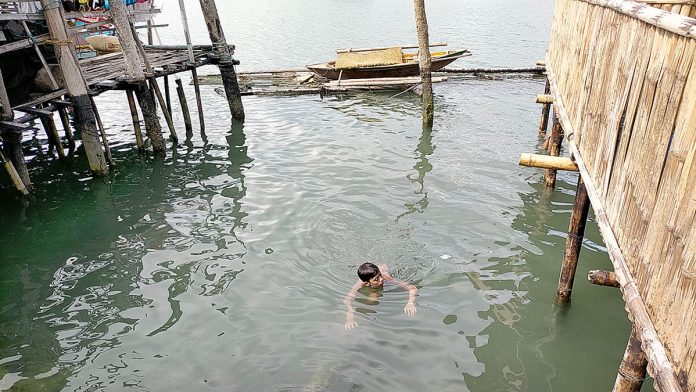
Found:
547,0 -> 696,390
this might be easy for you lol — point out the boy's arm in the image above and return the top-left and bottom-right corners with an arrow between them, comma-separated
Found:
343,280 -> 363,330
392,278 -> 418,316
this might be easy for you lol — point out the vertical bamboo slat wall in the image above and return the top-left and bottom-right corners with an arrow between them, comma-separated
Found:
547,0 -> 696,390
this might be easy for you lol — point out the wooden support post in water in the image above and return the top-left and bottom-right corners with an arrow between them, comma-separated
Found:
110,0 -> 166,152
175,78 -> 193,136
539,80 -> 554,136
1,131 -> 32,192
588,270 -> 620,288
556,175 -> 591,303
39,111 -> 65,159
40,0 -> 108,174
178,0 -> 206,132
164,75 -> 172,117
57,106 -> 75,154
0,148 -> 29,195
128,23 -> 178,143
413,0 -> 433,127
198,0 -> 245,121
613,328 -> 648,392
89,96 -> 113,167
126,89 -> 144,149
544,113 -> 563,188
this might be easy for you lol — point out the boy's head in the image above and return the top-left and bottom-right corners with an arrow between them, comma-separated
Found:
358,262 -> 384,288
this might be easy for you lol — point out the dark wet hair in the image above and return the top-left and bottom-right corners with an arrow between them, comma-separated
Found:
358,262 -> 380,282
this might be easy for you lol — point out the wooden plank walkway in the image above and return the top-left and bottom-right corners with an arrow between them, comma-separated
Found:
13,48 -> 213,110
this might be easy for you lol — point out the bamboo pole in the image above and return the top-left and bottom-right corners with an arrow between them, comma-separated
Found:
0,68 -> 14,121
128,23 -> 178,143
21,20 -> 59,89
518,153 -> 578,171
198,0 -> 245,121
1,131 -> 31,192
177,0 -> 206,132
544,113 -> 564,188
439,66 -> 544,74
613,328 -> 648,392
57,105 -> 75,154
539,79 -> 552,135
164,75 -> 172,117
588,270 -> 620,288
0,148 -> 29,195
109,0 -> 166,152
38,112 -> 65,159
89,96 -> 113,167
556,175 -> 591,303
126,89 -> 144,149
337,42 -> 448,53
175,78 -> 193,136
39,0 -> 108,174
536,94 -> 554,104
413,0 -> 433,127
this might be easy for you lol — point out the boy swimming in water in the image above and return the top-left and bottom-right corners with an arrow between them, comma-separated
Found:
343,262 -> 417,330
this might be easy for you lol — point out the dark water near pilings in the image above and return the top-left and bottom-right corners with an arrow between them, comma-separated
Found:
0,1 -> 654,391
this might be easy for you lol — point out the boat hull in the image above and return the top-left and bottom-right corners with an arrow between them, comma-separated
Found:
307,50 -> 470,80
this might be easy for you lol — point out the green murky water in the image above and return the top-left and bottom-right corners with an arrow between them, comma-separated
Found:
0,1 -> 653,391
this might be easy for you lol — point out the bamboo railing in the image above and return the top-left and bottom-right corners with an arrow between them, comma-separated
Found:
546,0 -> 696,390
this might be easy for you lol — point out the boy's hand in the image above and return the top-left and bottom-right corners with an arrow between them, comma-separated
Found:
404,303 -> 417,317
345,317 -> 357,330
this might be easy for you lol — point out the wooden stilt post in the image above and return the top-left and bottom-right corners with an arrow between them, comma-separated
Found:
2,131 -> 32,192
127,22 -> 178,143
57,106 -> 75,154
175,78 -> 193,136
198,0 -> 244,121
109,0 -> 166,152
89,96 -> 113,167
39,111 -> 65,158
556,175 -> 591,303
126,89 -> 144,149
164,75 -> 172,117
544,113 -> 563,188
538,78 -> 551,135
0,52 -> 31,194
613,328 -> 648,392
0,148 -> 29,195
413,0 -> 433,127
39,0 -> 108,174
178,0 -> 206,132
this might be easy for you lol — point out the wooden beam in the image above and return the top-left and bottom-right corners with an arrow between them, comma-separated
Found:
519,153 -> 578,171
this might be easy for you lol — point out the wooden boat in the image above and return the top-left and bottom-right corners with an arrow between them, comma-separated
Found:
306,47 -> 470,80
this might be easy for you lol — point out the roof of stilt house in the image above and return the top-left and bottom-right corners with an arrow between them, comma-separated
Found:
545,0 -> 696,390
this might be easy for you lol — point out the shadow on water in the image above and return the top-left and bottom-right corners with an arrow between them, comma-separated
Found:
0,122 -> 252,390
